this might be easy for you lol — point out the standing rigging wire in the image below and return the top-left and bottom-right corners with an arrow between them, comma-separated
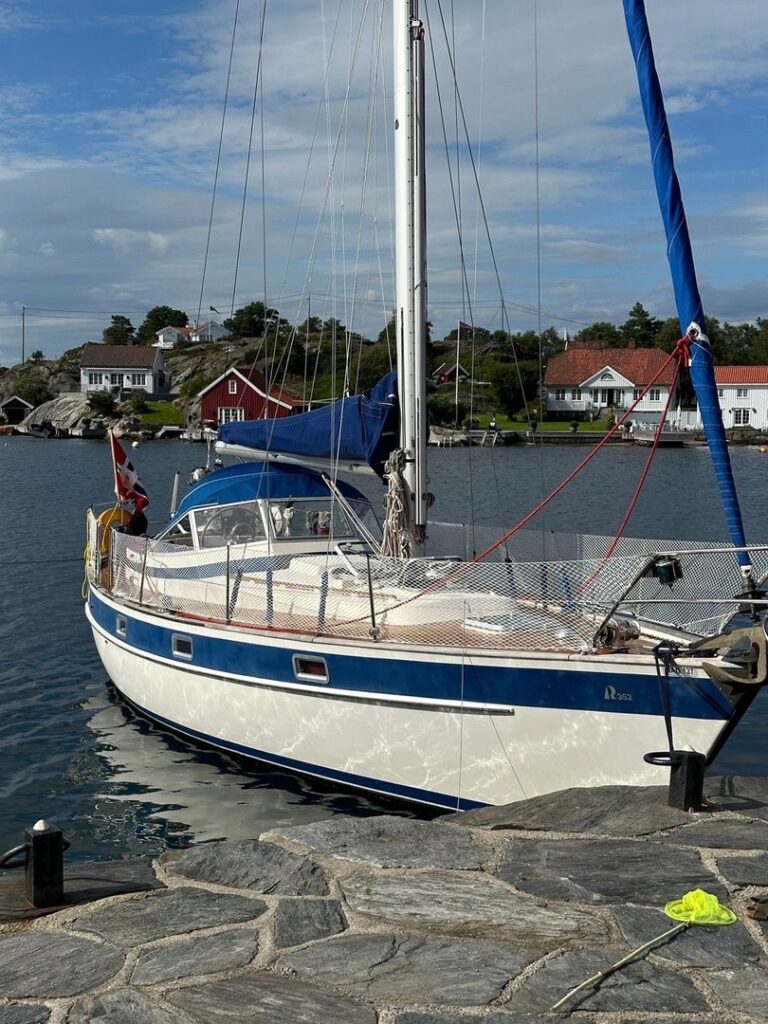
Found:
195,0 -> 241,340
252,0 -> 377,508
348,1 -> 385,395
429,0 -> 537,445
533,0 -> 549,556
229,0 -> 268,337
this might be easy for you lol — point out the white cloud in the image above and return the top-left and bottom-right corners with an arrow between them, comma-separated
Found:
0,227 -> 18,268
38,241 -> 55,257
92,228 -> 169,254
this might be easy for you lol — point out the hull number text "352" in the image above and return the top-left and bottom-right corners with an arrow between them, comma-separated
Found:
604,685 -> 633,702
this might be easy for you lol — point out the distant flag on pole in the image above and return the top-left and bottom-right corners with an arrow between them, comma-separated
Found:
209,306 -> 221,314
458,320 -> 472,334
109,432 -> 149,511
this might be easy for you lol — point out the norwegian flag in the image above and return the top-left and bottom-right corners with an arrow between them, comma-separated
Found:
458,320 -> 473,334
109,433 -> 149,511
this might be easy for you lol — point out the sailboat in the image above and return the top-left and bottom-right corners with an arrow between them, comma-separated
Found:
85,1 -> 768,811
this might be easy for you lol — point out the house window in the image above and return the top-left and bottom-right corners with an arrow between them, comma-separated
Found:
88,372 -> 102,386
228,380 -> 237,395
633,388 -> 642,400
218,407 -> 245,424
717,388 -> 724,398
110,373 -> 122,386
600,371 -> 613,381
554,388 -> 566,401
736,388 -> 748,399
130,373 -> 146,387
592,389 -> 599,404
649,388 -> 661,402
571,389 -> 581,401
734,409 -> 751,425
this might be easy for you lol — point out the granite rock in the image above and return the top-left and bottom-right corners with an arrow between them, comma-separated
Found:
0,933 -> 123,999
495,837 -> 725,903
164,839 -> 329,896
508,948 -> 712,1014
716,853 -> 768,887
67,886 -> 266,946
394,1015 -> 546,1024
613,904 -> 763,967
705,776 -> 768,820
67,987 -> 184,1024
341,871 -> 606,949
131,929 -> 258,985
265,815 -> 487,869
273,898 -> 347,949
167,973 -> 376,1024
699,966 -> 768,1017
658,818 -> 768,850
448,785 -> 693,836
0,1006 -> 50,1024
277,933 -> 536,1006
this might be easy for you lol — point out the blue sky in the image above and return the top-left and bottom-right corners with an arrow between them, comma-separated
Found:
1,0 -> 767,364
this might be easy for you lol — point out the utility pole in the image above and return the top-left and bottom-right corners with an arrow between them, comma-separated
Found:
21,305 -> 26,364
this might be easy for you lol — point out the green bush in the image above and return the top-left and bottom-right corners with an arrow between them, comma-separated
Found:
88,391 -> 116,416
129,391 -> 150,413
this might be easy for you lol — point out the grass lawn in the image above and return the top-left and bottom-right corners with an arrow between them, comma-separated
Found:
139,401 -> 185,427
475,412 -> 609,432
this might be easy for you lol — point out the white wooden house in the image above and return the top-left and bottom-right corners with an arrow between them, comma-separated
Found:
79,344 -> 169,396
153,321 -> 228,350
544,343 -> 678,418
711,366 -> 768,430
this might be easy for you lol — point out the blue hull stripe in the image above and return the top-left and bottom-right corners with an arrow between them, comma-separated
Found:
121,696 -> 484,811
88,590 -> 732,721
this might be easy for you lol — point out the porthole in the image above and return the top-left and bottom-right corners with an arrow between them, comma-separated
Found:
172,634 -> 193,660
116,616 -> 127,637
292,655 -> 329,684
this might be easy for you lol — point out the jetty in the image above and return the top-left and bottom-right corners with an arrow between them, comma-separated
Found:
1,775 -> 767,1022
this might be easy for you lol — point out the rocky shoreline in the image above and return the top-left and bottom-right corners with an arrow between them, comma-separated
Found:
1,775 -> 767,1023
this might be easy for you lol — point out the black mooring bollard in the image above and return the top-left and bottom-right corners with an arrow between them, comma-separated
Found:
668,750 -> 706,812
24,819 -> 66,908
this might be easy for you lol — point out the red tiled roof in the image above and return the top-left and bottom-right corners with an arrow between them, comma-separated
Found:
714,365 -> 768,385
80,344 -> 158,368
544,346 -> 676,387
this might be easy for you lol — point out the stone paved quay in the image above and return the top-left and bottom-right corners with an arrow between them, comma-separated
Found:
1,775 -> 768,1023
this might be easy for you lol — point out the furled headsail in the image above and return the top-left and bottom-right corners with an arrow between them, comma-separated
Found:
623,0 -> 750,575
217,371 -> 398,479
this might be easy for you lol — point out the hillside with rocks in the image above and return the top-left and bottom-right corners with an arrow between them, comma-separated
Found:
0,338 -> 308,437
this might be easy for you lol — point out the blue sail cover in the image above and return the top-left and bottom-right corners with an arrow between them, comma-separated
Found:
174,462 -> 368,518
623,0 -> 749,570
218,371 -> 399,479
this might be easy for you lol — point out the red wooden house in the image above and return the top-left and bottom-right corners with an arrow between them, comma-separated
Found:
198,367 -> 305,428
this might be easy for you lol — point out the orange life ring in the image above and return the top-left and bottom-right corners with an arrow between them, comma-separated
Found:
98,507 -> 132,554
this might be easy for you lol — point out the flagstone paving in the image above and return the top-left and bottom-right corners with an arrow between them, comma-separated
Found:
0,775 -> 766,1023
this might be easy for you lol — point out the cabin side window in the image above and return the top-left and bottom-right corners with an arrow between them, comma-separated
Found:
165,514 -> 195,547
196,503 -> 265,547
266,499 -> 376,541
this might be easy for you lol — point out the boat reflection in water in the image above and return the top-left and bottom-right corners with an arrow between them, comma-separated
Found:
84,685 -> 414,852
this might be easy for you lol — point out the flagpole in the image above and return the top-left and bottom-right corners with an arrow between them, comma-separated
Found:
108,430 -> 121,506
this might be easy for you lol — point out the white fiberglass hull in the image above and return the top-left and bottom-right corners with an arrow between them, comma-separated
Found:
87,587 -> 731,809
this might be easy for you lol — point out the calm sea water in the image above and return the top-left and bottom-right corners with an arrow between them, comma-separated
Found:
1,436 -> 766,862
